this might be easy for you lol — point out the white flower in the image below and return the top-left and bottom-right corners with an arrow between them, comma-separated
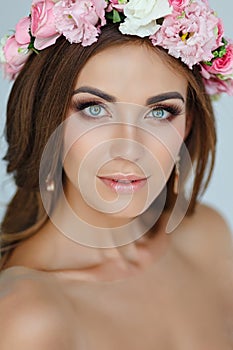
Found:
119,0 -> 172,37
0,36 -> 8,63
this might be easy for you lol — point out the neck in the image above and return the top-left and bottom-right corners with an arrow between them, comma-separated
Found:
4,190 -> 170,278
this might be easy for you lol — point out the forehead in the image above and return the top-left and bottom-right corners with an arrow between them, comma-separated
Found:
75,44 -> 188,104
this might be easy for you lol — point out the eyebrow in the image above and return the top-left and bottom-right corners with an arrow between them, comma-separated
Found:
73,86 -> 185,105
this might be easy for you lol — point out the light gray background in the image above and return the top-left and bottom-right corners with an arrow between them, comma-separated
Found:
0,0 -> 232,230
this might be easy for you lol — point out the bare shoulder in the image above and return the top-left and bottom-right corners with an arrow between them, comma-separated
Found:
191,202 -> 232,242
0,267 -> 77,349
172,203 -> 233,265
193,203 -> 232,231
171,203 -> 233,321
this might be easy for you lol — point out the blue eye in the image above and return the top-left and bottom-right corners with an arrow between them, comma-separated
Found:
147,108 -> 170,120
150,108 -> 167,119
146,105 -> 182,120
73,100 -> 110,119
84,104 -> 107,118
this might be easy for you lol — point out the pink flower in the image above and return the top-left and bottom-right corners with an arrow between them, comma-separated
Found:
3,35 -> 31,80
54,0 -> 107,46
216,18 -> 224,47
106,0 -> 127,12
200,64 -> 211,80
1,17 -> 31,80
31,0 -> 60,50
151,1 -> 219,68
203,76 -> 233,96
168,0 -> 190,11
203,43 -> 233,76
15,17 -> 31,45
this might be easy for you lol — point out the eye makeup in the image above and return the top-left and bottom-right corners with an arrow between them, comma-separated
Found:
145,103 -> 184,121
71,98 -> 111,121
71,97 -> 184,122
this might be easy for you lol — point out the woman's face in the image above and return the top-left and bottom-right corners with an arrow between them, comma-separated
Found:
62,44 -> 188,224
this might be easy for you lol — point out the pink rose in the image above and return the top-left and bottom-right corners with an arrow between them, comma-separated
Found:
204,44 -> 233,76
31,0 -> 60,50
3,35 -> 30,80
203,76 -> 233,96
15,17 -> 31,45
168,0 -> 190,11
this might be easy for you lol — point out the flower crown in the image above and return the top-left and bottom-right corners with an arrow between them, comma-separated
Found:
1,0 -> 233,97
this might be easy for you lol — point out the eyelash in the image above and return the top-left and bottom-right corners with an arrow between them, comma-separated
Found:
72,99 -> 110,120
149,104 -> 183,120
71,98 -> 183,121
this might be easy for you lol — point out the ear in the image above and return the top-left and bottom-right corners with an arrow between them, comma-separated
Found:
184,113 -> 193,140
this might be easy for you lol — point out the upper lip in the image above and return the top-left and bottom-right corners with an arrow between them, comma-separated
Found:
97,173 -> 149,181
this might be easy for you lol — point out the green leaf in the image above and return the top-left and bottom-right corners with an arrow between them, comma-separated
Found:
177,11 -> 185,19
218,49 -> 227,58
222,37 -> 228,46
113,9 -> 121,23
203,61 -> 213,67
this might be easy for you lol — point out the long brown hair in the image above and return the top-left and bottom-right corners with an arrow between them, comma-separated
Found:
0,23 -> 216,269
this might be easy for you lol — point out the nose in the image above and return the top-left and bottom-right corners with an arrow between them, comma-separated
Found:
109,123 -> 145,162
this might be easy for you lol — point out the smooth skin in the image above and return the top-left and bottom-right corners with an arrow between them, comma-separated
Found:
0,44 -> 233,349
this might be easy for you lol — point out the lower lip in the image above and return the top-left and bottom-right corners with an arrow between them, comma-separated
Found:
98,178 -> 147,194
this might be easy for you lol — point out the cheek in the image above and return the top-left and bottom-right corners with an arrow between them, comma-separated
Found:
63,136 -> 94,187
142,116 -> 186,169
62,126 -> 112,188
174,115 -> 186,139
63,144 -> 82,188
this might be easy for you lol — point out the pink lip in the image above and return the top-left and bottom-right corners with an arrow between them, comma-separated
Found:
98,173 -> 146,181
97,174 -> 149,194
